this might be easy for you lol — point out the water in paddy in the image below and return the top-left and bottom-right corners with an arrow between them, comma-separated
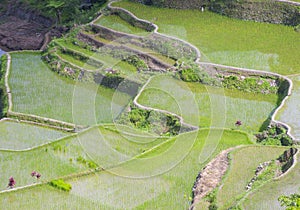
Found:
277,76 -> 300,139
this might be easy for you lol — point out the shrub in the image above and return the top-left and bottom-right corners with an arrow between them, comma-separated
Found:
256,124 -> 293,146
178,68 -> 200,82
49,179 -> 72,192
280,135 -> 293,146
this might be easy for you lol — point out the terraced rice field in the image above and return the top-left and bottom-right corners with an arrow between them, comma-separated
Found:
241,152 -> 300,210
137,75 -> 279,132
95,14 -> 150,35
113,1 -> 300,75
0,128 -> 252,209
9,53 -> 131,125
0,1 -> 298,209
215,146 -> 287,209
0,119 -> 68,150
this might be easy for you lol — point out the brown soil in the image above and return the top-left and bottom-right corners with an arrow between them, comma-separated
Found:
0,16 -> 49,51
191,147 -> 237,209
0,1 -> 67,51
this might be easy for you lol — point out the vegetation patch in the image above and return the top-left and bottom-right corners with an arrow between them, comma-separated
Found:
19,0 -> 107,26
49,179 -> 72,192
0,55 -> 8,118
219,74 -> 279,94
256,124 -> 293,146
117,104 -> 184,136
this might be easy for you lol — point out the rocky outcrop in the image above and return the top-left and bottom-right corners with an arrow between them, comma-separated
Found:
277,147 -> 298,173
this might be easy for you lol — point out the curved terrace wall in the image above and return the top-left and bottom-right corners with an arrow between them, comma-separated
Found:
108,6 -> 156,31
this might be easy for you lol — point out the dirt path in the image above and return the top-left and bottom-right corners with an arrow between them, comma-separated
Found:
190,147 -> 240,209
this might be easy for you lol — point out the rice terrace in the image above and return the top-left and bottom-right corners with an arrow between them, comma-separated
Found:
0,0 -> 299,209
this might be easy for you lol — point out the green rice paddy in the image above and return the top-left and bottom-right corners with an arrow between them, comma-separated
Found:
0,119 -> 67,150
113,1 -> 300,75
137,75 -> 278,132
241,151 -> 300,210
0,128 -> 252,209
0,1 -> 298,209
216,146 -> 287,209
95,14 -> 150,35
9,53 -> 131,125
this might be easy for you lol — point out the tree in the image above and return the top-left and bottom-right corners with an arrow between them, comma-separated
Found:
46,0 -> 65,27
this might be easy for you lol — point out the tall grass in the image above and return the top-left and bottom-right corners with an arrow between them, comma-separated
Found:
113,1 -> 300,75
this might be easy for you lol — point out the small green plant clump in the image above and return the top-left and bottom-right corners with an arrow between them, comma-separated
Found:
205,190 -> 218,210
256,124 -> 293,146
77,156 -> 98,169
123,55 -> 148,70
175,59 -> 216,85
118,104 -> 181,136
49,179 -> 72,192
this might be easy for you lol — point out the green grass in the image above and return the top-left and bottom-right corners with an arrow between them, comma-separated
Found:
137,75 -> 279,132
9,52 -> 131,125
276,76 -> 300,139
113,1 -> 300,75
95,14 -> 150,35
0,119 -> 68,150
241,150 -> 300,210
0,128 -> 252,209
215,145 -> 287,209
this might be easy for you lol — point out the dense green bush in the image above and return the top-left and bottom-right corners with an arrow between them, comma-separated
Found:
256,124 -> 293,146
124,55 -> 148,70
119,105 -> 182,135
49,179 -> 72,192
278,193 -> 300,209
